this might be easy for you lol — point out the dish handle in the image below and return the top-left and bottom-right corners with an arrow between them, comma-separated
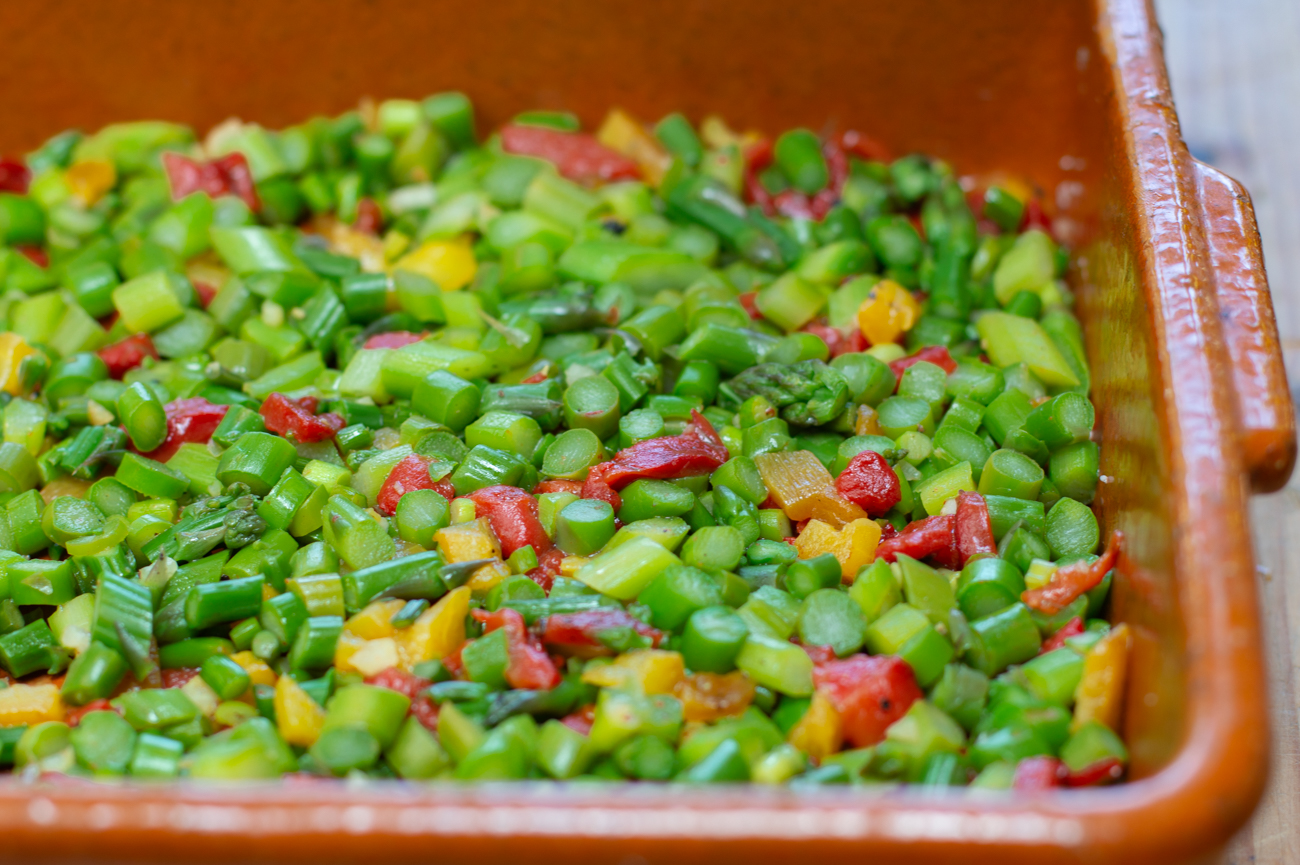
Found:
1194,160 -> 1296,491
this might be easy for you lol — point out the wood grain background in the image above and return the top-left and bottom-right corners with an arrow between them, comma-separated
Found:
1155,1 -> 1300,861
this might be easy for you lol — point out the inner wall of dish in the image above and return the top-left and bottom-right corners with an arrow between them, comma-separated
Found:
0,0 -> 1184,778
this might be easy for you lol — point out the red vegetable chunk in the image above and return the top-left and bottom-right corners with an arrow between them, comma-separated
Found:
142,397 -> 229,462
376,454 -> 439,517
500,124 -> 640,184
541,608 -> 664,658
162,151 -> 259,211
259,392 -> 345,444
813,654 -> 923,748
466,484 -> 552,558
472,608 -> 561,690
835,450 -> 901,517
1023,531 -> 1122,615
98,333 -> 159,379
954,491 -> 997,564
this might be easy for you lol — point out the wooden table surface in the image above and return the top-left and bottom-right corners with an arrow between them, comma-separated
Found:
1154,1 -> 1300,861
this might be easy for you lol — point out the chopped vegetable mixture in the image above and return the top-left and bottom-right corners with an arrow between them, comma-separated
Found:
0,95 -> 1128,789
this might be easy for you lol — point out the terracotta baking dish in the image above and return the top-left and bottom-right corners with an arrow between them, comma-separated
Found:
0,0 -> 1290,861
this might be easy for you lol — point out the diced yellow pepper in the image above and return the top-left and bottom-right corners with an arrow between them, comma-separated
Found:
394,585 -> 471,670
0,683 -> 65,727
435,518 -> 502,563
348,636 -> 402,677
39,476 -> 93,504
275,674 -> 326,746
583,649 -> 684,695
754,450 -> 867,528
334,631 -> 367,674
323,217 -> 386,272
261,583 -> 279,601
466,559 -> 511,595
597,109 -> 670,185
787,692 -> 843,761
345,598 -> 406,640
857,279 -> 921,346
699,116 -> 763,151
854,405 -> 883,437
181,676 -> 220,718
185,253 -> 231,292
230,651 -> 277,689
674,672 -> 756,722
65,159 -> 116,207
392,236 -> 477,291
0,333 -> 38,396
794,518 -> 882,580
559,556 -> 589,577
1073,623 -> 1130,732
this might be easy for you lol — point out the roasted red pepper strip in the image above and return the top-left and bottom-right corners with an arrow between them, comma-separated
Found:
1013,756 -> 1065,790
472,608 -> 561,690
584,409 -> 729,492
737,291 -> 764,320
1023,531 -> 1123,615
466,484 -> 553,558
161,151 -> 260,211
533,479 -> 584,497
16,245 -> 47,268
0,158 -> 30,194
365,667 -> 439,732
259,392 -> 345,444
376,454 -> 439,517
1063,757 -> 1124,787
955,491 -> 997,564
500,124 -> 640,184
98,333 -> 159,379
813,654 -> 923,748
874,514 -> 960,569
192,280 -> 219,309
65,698 -> 119,728
142,398 -> 229,462
527,547 -> 567,593
362,331 -> 427,350
354,197 -> 384,234
835,450 -> 902,517
889,344 -> 958,381
541,608 -> 664,658
1040,617 -> 1085,655
560,704 -> 596,736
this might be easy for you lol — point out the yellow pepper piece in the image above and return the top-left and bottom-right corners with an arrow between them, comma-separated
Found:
230,651 -> 277,689
185,252 -> 231,293
1073,623 -> 1131,732
39,476 -> 93,504
275,674 -> 327,746
674,672 -> 756,723
322,217 -> 386,272
435,518 -> 502,563
597,109 -> 671,185
794,518 -> 882,580
0,683 -> 65,727
754,450 -> 867,528
334,632 -> 367,674
394,585 -> 471,670
348,636 -> 402,677
583,649 -> 684,695
345,598 -> 406,640
787,692 -> 843,761
466,559 -> 511,595
854,405 -> 883,437
181,676 -> 220,718
559,556 -> 589,577
857,279 -> 921,346
0,333 -> 38,396
65,159 -> 116,207
392,236 -> 477,291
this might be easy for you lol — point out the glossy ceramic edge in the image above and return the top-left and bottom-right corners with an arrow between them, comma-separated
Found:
0,0 -> 1279,862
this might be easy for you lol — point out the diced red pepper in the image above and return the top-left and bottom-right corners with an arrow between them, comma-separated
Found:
1022,198 -> 1053,234
142,397 -> 229,462
365,667 -> 439,732
584,409 -> 729,492
0,158 -> 30,194
561,704 -> 596,736
837,130 -> 892,163
465,485 -> 553,558
541,608 -> 664,658
65,698 -> 119,728
737,291 -> 764,320
744,136 -> 848,220
955,491 -> 997,564
533,479 -> 584,497
874,514 -> 960,570
800,321 -> 845,356
527,547 -> 567,593
813,654 -> 923,748
376,454 -> 439,517
1063,757 -> 1124,787
1013,756 -> 1065,790
98,333 -> 159,379
192,280 -> 219,309
836,329 -> 870,357
1040,617 -> 1085,654
160,667 -> 200,689
472,608 -> 561,690
354,197 -> 384,234
801,644 -> 838,665
889,345 -> 958,381
16,245 -> 47,268
363,331 -> 427,350
500,124 -> 640,184
1022,531 -> 1123,615
162,151 -> 259,211
834,450 -> 901,517
259,392 -> 345,444
431,479 -> 456,501
521,370 -> 550,384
